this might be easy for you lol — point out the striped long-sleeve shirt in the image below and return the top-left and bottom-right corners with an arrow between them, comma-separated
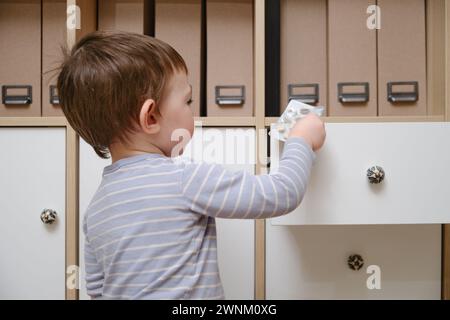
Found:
83,136 -> 316,299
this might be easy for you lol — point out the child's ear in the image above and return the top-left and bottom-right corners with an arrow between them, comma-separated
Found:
139,98 -> 160,134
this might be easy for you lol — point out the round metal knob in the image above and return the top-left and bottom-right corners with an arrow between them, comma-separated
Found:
367,166 -> 385,184
40,209 -> 57,224
348,254 -> 364,271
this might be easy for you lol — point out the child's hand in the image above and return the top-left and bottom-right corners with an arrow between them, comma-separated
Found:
288,113 -> 326,152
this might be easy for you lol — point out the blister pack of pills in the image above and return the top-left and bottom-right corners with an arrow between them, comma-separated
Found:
270,100 -> 324,142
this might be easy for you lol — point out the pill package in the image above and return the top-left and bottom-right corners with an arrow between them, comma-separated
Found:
270,100 -> 324,142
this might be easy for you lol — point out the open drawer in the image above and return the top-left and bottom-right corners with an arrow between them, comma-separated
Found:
269,122 -> 450,225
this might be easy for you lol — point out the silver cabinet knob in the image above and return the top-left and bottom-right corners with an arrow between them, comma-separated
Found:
367,166 -> 385,184
40,209 -> 57,224
348,254 -> 364,271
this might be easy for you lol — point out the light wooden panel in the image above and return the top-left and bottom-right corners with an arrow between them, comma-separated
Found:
427,0 -> 446,116
443,0 -> 450,300
444,223 -> 450,299
254,0 -> 266,300
265,115 -> 445,126
0,117 -> 67,127
66,125 -> 79,300
194,116 -> 256,126
66,0 -> 97,301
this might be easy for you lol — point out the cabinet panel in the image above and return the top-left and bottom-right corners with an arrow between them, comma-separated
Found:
328,0 -> 377,116
270,122 -> 450,225
206,0 -> 253,116
98,0 -> 149,33
280,0 -> 327,112
155,0 -> 202,116
377,0 -> 427,116
0,0 -> 41,117
79,127 -> 255,299
42,0 -> 66,117
266,224 -> 441,299
0,128 -> 66,299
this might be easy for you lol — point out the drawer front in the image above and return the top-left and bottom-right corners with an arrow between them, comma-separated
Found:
280,0 -> 327,112
377,0 -> 427,116
42,0 -> 66,117
266,224 -> 441,299
155,0 -> 202,116
328,0 -> 377,116
79,127 -> 255,299
206,0 -> 254,116
0,0 -> 41,116
98,0 -> 148,34
270,122 -> 450,225
0,128 -> 66,299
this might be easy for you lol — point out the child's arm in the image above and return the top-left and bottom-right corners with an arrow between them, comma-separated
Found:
181,135 -> 316,219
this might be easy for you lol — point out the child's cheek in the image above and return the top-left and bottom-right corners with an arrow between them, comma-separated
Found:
189,115 -> 195,133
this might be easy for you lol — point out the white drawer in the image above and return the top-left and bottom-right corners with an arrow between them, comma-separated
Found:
270,122 -> 450,225
266,224 -> 441,299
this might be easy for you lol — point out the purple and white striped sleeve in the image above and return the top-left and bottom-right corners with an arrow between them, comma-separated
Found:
181,136 -> 316,219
